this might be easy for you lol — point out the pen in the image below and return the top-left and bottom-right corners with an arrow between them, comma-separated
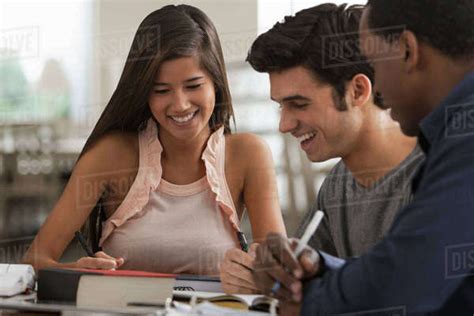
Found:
271,210 -> 324,295
293,210 -> 324,257
237,231 -> 249,253
75,231 -> 95,257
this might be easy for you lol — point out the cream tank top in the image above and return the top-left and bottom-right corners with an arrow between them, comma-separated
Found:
100,119 -> 240,275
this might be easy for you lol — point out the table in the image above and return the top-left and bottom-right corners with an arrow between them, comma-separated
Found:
0,292 -> 274,316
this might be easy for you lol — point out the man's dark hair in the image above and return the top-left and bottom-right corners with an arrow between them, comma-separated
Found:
247,3 -> 384,110
367,0 -> 474,60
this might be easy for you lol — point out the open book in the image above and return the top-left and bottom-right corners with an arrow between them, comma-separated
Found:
173,290 -> 278,312
0,264 -> 36,297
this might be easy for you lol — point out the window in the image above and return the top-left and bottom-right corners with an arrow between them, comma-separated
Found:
0,0 -> 94,125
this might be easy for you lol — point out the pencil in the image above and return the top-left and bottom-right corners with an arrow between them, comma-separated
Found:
74,231 -> 95,257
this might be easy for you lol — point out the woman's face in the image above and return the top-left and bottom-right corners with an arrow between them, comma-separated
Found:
149,56 -> 216,142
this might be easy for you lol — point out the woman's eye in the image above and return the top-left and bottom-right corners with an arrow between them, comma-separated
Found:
154,89 -> 169,94
186,84 -> 202,90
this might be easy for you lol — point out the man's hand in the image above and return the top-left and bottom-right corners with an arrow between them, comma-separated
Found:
279,300 -> 301,316
253,233 -> 321,302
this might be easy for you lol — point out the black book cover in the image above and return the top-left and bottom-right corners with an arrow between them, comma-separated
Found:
37,268 -> 99,303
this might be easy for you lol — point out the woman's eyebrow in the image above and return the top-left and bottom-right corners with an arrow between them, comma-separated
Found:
154,76 -> 205,86
184,76 -> 204,83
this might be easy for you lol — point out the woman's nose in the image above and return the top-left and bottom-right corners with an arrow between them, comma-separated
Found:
170,90 -> 192,112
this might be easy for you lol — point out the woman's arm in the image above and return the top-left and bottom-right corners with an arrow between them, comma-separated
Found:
241,134 -> 286,241
221,134 -> 286,293
22,133 -> 137,271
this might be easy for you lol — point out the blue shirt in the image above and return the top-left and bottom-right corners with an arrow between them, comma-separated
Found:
302,71 -> 474,315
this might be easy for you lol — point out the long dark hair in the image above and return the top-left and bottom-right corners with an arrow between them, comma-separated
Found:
79,5 -> 234,250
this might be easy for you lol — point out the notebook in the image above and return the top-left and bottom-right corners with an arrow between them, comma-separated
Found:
173,290 -> 278,312
0,264 -> 35,297
174,274 -> 222,292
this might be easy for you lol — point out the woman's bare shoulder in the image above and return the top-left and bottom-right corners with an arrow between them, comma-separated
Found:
80,131 -> 140,173
226,133 -> 271,152
225,133 -> 273,169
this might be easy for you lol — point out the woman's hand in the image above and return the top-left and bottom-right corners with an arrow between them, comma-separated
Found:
220,243 -> 260,294
75,251 -> 124,270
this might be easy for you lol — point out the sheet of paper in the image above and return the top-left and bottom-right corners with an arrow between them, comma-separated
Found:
0,264 -> 35,297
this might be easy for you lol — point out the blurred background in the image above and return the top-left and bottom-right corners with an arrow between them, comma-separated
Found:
0,0 -> 362,263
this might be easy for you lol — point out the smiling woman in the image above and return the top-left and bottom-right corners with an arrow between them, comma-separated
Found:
22,4 -> 286,285
148,57 -> 216,145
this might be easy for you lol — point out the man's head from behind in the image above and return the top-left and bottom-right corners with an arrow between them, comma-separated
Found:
360,0 -> 474,136
247,4 -> 384,162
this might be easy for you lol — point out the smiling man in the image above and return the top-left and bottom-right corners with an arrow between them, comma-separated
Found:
247,4 -> 423,261
251,1 -> 474,315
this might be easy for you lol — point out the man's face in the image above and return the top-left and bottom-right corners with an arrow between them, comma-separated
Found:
270,66 -> 362,162
359,8 -> 421,136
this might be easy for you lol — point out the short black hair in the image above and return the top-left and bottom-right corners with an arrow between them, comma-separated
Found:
247,3 -> 384,110
367,0 -> 474,60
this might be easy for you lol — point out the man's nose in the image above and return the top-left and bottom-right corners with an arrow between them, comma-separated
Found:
279,107 -> 298,134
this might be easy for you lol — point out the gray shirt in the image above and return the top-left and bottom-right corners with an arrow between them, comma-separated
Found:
296,146 -> 425,258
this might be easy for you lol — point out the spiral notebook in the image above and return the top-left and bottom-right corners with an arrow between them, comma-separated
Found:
174,275 -> 222,292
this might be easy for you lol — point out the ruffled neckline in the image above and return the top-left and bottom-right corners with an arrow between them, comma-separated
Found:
158,176 -> 209,196
99,118 -> 240,246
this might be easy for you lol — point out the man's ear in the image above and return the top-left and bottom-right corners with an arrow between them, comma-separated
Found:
399,30 -> 420,73
347,74 -> 372,108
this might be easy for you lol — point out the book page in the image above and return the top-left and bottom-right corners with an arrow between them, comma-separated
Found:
77,275 -> 175,308
172,290 -> 264,306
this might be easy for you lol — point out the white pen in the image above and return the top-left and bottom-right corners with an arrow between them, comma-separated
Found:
294,210 -> 324,257
270,210 -> 324,295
